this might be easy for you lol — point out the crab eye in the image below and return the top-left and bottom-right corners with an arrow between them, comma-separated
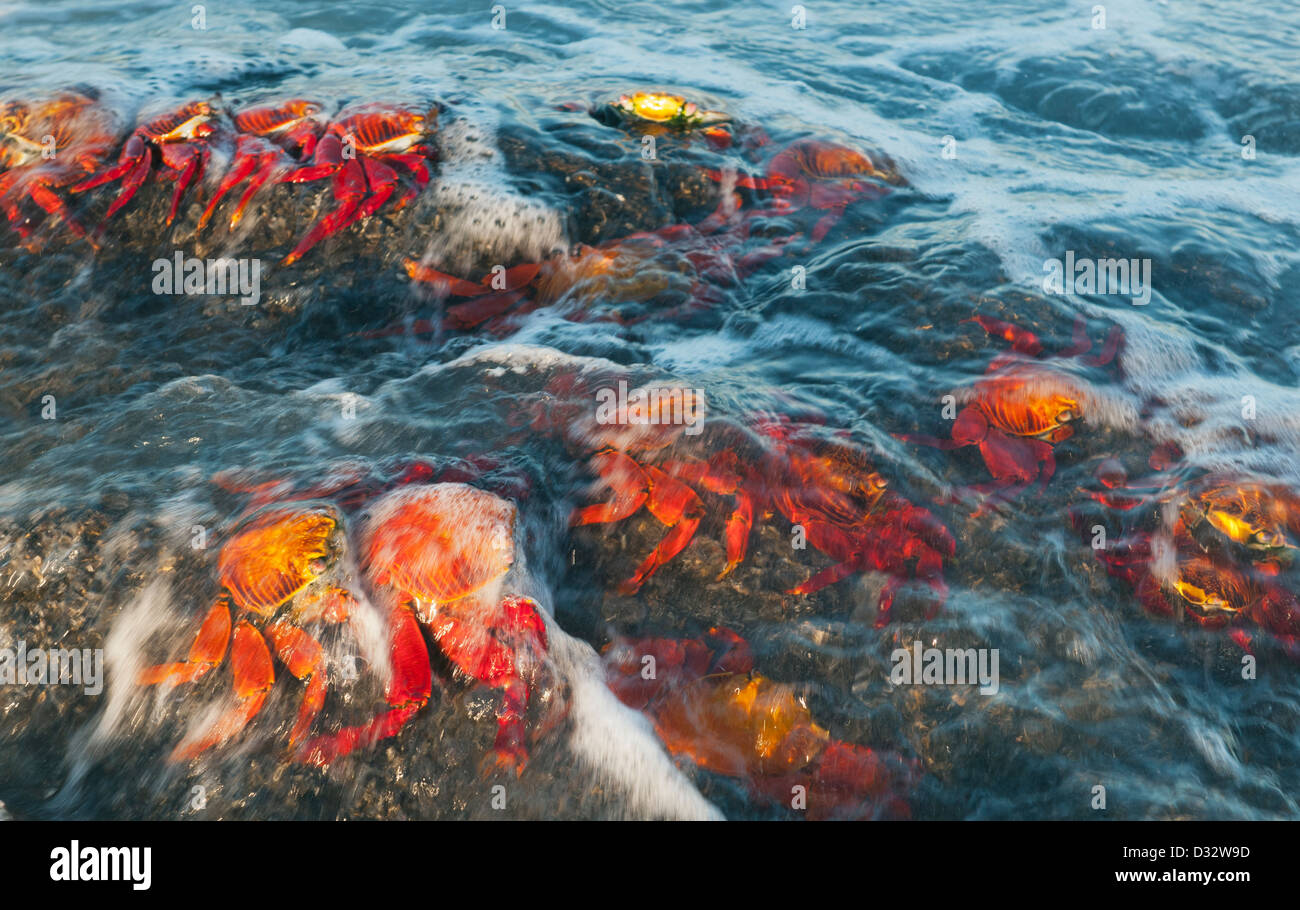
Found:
1253,530 -> 1285,549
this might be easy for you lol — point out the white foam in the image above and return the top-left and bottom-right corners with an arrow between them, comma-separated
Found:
544,620 -> 723,820
413,110 -> 568,274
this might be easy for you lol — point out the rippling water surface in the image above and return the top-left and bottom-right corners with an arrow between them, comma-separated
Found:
2,0 -> 1299,820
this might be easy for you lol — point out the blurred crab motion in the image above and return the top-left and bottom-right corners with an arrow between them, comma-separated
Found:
139,465 -> 552,775
531,371 -> 952,625
0,91 -> 118,245
1075,448 -> 1300,658
604,626 -> 920,819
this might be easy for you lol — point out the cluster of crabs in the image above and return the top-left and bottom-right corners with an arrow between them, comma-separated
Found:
18,85 -> 1297,819
894,310 -> 1300,661
0,88 -> 900,332
134,373 -> 944,818
0,91 -> 432,263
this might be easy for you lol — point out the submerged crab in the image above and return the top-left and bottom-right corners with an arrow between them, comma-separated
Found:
71,100 -> 217,227
604,626 -> 919,819
1176,477 -> 1300,571
709,138 -> 902,242
398,219 -> 797,333
295,483 -> 550,775
0,92 -> 117,244
279,104 -> 436,265
1076,454 -> 1300,657
756,422 -> 954,624
544,374 -> 951,619
197,98 -> 324,231
898,314 -> 1123,516
1096,532 -> 1300,658
138,503 -> 358,761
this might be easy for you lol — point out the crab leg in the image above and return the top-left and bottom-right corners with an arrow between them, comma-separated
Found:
966,314 -> 1045,357
281,155 -> 365,265
27,180 -> 93,241
1083,325 -> 1124,367
661,454 -> 758,577
158,143 -> 208,225
620,467 -> 705,594
265,620 -> 330,748
428,595 -> 548,775
226,157 -> 279,227
170,621 -> 275,761
97,147 -> 153,223
138,597 -> 232,687
571,449 -> 651,525
198,137 -> 273,230
295,603 -> 431,766
384,152 -> 433,189
281,132 -> 346,184
786,520 -> 867,596
71,134 -> 147,194
343,157 -> 397,225
405,260 -> 542,296
445,290 -> 531,330
227,155 -> 279,228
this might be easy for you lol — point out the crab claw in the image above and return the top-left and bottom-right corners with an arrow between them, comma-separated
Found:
430,595 -> 549,776
295,603 -> 431,766
138,598 -> 232,688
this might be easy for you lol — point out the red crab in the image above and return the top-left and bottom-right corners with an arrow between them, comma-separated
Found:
753,421 -> 954,625
71,100 -> 217,226
294,483 -> 550,775
0,92 -> 118,244
1075,453 -> 1300,657
279,104 -> 436,265
709,138 -> 902,242
397,219 -> 798,334
561,380 -> 719,595
603,626 -> 920,819
138,503 -> 359,761
1094,530 -> 1300,659
543,373 -> 952,621
897,314 -> 1123,516
197,98 -> 324,231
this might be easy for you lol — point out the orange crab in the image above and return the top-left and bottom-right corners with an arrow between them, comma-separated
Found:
71,100 -> 217,227
1076,452 -> 1300,658
138,503 -> 358,761
294,483 -> 550,775
604,626 -> 920,819
548,375 -> 952,619
197,98 -> 324,231
1095,531 -> 1300,658
710,138 -> 902,242
756,422 -> 954,624
279,104 -> 435,265
595,90 -> 736,149
398,219 -> 798,334
0,92 -> 118,244
898,314 -> 1122,516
